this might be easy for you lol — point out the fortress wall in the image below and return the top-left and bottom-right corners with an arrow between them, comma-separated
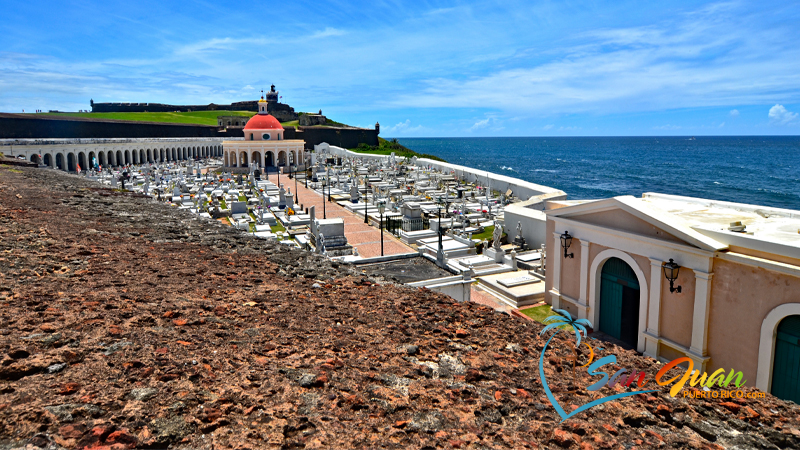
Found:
317,143 -> 566,202
0,114 -> 226,139
91,101 -> 259,113
290,128 -> 378,150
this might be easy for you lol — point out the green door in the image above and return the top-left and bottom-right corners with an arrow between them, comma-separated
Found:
599,257 -> 640,347
771,315 -> 800,403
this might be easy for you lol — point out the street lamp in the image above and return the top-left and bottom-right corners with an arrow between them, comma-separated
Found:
327,164 -> 333,202
293,164 -> 299,204
322,177 -> 327,219
363,175 -> 369,224
663,259 -> 682,293
436,196 -> 445,265
378,201 -> 386,256
560,231 -> 574,259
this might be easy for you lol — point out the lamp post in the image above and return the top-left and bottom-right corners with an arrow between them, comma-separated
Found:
378,201 -> 386,256
322,177 -> 327,219
327,164 -> 333,202
276,162 -> 280,188
293,165 -> 298,204
663,259 -> 682,293
436,196 -> 445,266
560,231 -> 574,258
363,175 -> 369,224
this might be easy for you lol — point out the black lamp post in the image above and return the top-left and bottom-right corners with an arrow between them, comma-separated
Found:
327,165 -> 333,202
378,201 -> 385,256
364,176 -> 369,224
663,259 -> 682,293
293,165 -> 298,204
322,177 -> 327,219
560,231 -> 574,258
276,163 -> 280,188
436,196 -> 445,263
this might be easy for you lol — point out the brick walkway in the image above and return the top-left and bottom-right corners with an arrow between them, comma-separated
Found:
266,173 -> 415,258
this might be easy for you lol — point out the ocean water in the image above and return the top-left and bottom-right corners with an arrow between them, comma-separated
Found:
396,136 -> 800,210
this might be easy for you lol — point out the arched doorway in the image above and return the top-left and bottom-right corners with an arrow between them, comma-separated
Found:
78,152 -> 87,171
30,154 -> 40,165
55,153 -> 64,170
771,315 -> 800,403
265,151 -> 274,167
116,151 -> 123,166
252,151 -> 262,168
67,153 -> 76,172
278,151 -> 286,166
598,257 -> 640,348
239,152 -> 248,167
44,153 -> 52,167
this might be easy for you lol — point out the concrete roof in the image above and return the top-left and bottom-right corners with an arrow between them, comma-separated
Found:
641,193 -> 800,258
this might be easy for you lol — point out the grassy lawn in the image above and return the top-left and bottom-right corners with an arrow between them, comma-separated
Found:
350,138 -> 446,162
238,195 -> 247,202
281,120 -> 299,129
521,304 -> 568,329
38,110 -> 255,126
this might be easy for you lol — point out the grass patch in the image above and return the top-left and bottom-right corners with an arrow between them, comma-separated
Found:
238,195 -> 247,202
38,110 -> 255,126
520,304 -> 564,326
281,120 -> 299,129
349,138 -> 446,162
270,221 -> 286,233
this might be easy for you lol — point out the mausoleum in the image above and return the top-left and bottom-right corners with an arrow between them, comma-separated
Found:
223,96 -> 305,170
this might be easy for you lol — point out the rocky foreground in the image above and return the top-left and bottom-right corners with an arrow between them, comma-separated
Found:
0,166 -> 799,450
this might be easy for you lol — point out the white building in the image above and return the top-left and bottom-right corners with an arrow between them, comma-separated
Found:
222,98 -> 305,170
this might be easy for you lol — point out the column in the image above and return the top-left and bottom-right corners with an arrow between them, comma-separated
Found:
550,231 -> 562,310
690,271 -> 713,371
578,239 -> 591,320
645,258 -> 663,358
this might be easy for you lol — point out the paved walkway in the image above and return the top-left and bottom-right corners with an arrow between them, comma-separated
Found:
266,173 -> 415,258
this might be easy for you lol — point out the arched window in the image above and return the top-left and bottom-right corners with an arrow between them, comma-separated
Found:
250,133 -> 254,141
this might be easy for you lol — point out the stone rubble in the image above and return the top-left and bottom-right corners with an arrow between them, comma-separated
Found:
0,166 -> 799,449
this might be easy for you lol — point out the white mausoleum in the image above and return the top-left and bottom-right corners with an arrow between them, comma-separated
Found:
222,97 -> 305,169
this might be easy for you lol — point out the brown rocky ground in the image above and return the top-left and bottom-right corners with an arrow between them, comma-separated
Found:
0,166 -> 799,450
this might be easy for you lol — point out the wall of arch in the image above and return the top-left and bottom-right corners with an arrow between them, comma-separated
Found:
588,248 -> 650,353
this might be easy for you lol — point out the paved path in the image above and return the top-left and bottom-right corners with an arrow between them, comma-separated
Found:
266,173 -> 415,258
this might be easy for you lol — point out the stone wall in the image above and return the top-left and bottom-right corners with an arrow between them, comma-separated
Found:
299,114 -> 327,126
0,114 -> 235,139
91,100 -> 258,113
283,127 -> 379,150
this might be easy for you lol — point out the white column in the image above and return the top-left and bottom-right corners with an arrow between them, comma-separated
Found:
689,271 -> 714,370
550,231 -> 562,309
578,239 -> 591,320
645,258 -> 663,358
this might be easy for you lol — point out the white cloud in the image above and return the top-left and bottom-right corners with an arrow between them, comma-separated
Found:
310,27 -> 347,39
384,119 -> 424,135
470,118 -> 491,130
729,109 -> 740,117
653,124 -> 682,130
768,104 -> 798,125
542,124 -> 554,130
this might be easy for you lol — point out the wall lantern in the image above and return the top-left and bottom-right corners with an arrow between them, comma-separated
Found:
663,258 -> 682,293
560,231 -> 574,259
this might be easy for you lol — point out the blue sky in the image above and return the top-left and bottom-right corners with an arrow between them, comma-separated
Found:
1,0 -> 799,137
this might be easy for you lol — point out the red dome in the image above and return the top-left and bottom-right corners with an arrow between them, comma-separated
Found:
244,113 -> 283,130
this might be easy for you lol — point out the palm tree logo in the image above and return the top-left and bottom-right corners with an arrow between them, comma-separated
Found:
537,308 -> 656,422
540,308 -> 592,347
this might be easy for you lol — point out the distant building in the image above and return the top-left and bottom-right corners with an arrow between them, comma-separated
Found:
544,193 -> 800,403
